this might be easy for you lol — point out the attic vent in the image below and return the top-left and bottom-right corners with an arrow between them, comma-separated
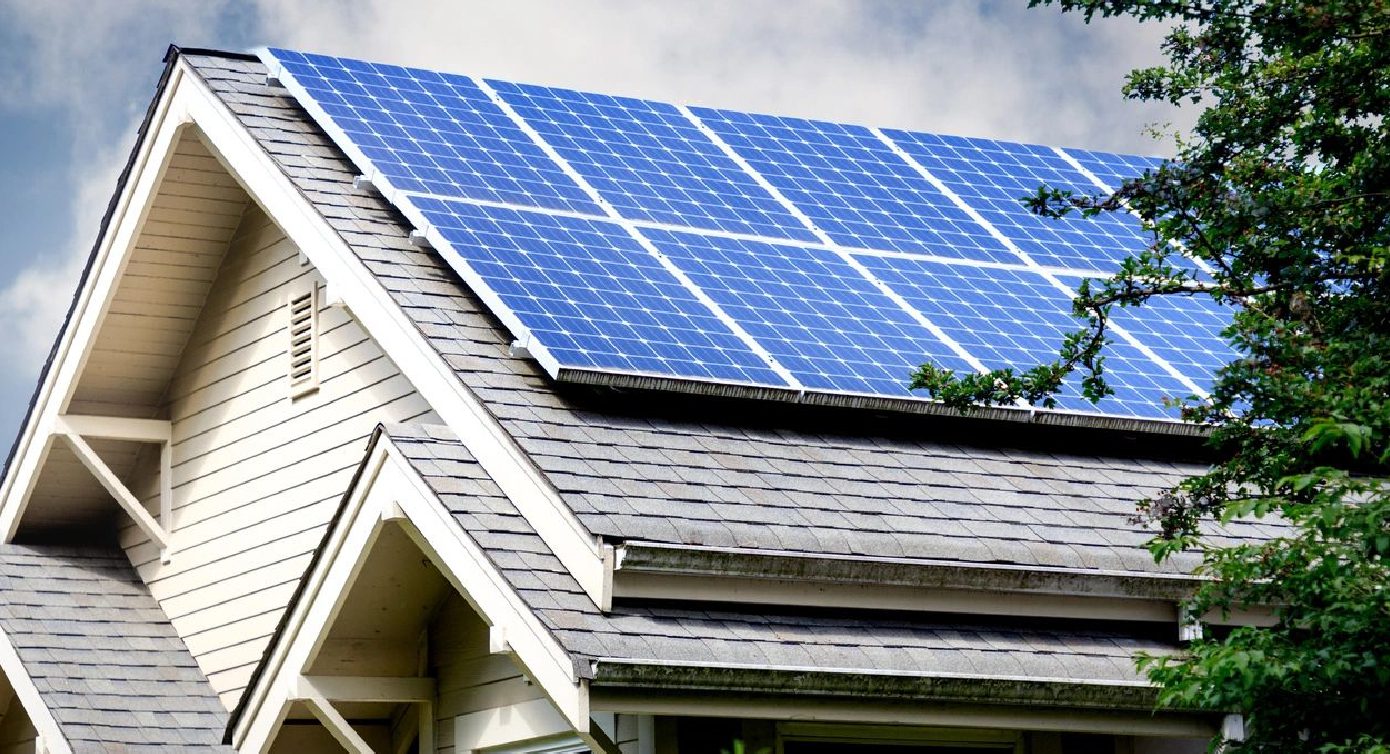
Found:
287,279 -> 320,398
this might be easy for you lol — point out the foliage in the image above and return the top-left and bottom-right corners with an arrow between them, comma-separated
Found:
912,1 -> 1390,751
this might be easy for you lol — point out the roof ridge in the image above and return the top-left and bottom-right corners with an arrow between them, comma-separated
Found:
165,44 -> 260,63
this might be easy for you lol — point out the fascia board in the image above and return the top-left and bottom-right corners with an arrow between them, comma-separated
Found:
233,436 -> 585,752
589,687 -> 1215,739
613,570 -> 1178,623
0,64 -> 194,541
174,58 -> 607,604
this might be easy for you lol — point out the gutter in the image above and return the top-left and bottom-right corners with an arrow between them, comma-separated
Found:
614,542 -> 1201,602
589,660 -> 1163,711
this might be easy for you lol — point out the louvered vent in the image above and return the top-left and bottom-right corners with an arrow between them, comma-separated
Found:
287,280 -> 319,398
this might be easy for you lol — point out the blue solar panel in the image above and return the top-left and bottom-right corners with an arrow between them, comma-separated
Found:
1059,147 -> 1214,279
1063,147 -> 1164,192
488,81 -> 817,242
691,108 -> 1019,264
267,47 -> 1233,422
643,230 -> 976,396
1096,289 -> 1236,393
412,198 -> 788,385
883,130 -> 1153,271
266,49 -> 601,214
855,255 -> 1193,417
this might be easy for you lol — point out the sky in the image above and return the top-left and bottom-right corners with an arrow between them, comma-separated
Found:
0,0 -> 1189,453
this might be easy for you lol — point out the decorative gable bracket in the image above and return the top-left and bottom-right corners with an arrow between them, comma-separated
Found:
52,415 -> 173,562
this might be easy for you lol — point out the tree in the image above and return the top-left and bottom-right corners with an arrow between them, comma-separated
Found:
912,1 -> 1390,751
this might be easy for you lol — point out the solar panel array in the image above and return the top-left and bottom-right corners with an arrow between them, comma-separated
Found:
264,48 -> 1232,420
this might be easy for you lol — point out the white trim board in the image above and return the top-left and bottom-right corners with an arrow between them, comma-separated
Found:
0,629 -> 75,754
0,54 -> 608,606
232,434 -> 586,754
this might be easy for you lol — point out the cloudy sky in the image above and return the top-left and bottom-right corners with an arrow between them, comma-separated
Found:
0,0 -> 1186,450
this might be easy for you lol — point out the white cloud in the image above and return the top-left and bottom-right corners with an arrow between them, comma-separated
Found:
0,145 -> 126,369
251,0 -> 1186,153
0,0 -> 235,375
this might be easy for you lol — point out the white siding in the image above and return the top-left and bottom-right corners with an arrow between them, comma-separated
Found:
430,593 -> 545,754
119,204 -> 439,711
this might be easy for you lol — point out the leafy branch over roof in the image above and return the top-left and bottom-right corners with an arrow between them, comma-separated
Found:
914,1 -> 1390,751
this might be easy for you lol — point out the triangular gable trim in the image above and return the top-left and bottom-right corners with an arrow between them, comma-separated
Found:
0,50 -> 605,609
0,53 -> 195,542
230,428 -> 590,754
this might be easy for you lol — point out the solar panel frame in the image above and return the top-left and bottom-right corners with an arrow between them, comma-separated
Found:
265,48 -> 604,214
1062,147 -> 1166,192
883,130 -> 1157,271
411,197 -> 794,386
854,255 -> 1195,418
1063,279 -> 1238,396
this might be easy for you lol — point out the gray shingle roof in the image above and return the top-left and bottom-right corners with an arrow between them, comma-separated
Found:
183,51 -> 1279,579
385,423 -> 1178,698
0,545 -> 230,752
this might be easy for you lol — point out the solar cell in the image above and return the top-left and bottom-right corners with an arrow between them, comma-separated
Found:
883,130 -> 1152,271
1059,147 -> 1215,279
1081,285 -> 1237,394
691,108 -> 1019,264
265,49 -> 601,214
1063,147 -> 1165,192
488,80 -> 818,242
855,254 -> 1193,418
412,198 -> 789,386
644,230 -> 976,396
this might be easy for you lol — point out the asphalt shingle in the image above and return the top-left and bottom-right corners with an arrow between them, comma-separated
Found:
0,545 -> 231,752
384,424 -> 1180,689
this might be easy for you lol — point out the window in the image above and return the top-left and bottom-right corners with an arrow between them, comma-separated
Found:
287,279 -> 320,398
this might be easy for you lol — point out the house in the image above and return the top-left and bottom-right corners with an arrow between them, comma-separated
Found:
0,45 -> 1272,754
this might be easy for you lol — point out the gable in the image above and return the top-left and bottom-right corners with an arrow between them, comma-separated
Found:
0,50 -> 444,717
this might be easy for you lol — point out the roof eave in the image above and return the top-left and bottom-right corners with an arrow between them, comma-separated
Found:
558,366 -> 1211,440
589,660 -> 1163,711
614,541 -> 1200,601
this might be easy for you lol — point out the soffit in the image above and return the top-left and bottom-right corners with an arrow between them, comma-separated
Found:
68,129 -> 250,418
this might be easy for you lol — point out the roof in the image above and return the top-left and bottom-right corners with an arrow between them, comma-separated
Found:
387,422 -> 1176,707
182,50 -> 1279,581
0,544 -> 230,751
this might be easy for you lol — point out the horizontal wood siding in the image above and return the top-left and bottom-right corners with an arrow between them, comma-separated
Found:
431,593 -> 545,754
120,204 -> 438,712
